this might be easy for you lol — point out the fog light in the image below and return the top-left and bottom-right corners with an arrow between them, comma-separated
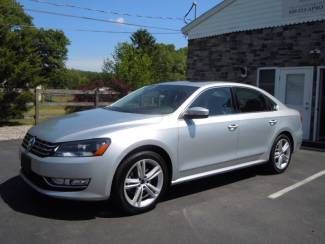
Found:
70,179 -> 90,186
46,177 -> 90,187
51,178 -> 65,185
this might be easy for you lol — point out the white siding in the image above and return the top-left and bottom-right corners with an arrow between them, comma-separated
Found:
185,0 -> 325,39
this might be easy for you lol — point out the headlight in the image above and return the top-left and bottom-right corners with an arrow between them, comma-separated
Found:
54,138 -> 110,157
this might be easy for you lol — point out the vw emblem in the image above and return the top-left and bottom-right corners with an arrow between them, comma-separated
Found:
27,136 -> 36,151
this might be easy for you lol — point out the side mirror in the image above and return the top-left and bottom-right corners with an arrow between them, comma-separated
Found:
183,107 -> 209,119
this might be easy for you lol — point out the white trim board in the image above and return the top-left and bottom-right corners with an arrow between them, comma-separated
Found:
314,66 -> 325,141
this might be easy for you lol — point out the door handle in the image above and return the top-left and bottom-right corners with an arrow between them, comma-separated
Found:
228,124 -> 238,131
269,120 -> 278,126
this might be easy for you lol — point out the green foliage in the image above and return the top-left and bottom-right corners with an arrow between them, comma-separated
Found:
152,44 -> 187,82
104,29 -> 187,88
130,29 -> 156,52
113,43 -> 154,88
52,69 -> 113,89
0,2 -> 69,88
36,29 -> 70,84
0,0 -> 69,121
0,90 -> 33,121
49,69 -> 90,89
102,58 -> 115,74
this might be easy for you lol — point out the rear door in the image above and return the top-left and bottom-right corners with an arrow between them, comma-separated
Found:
233,87 -> 278,161
178,87 -> 239,175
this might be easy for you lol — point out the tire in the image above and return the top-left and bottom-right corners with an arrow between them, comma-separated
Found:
112,151 -> 169,215
267,134 -> 292,174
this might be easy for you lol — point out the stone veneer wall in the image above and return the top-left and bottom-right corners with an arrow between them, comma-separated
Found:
187,21 -> 325,85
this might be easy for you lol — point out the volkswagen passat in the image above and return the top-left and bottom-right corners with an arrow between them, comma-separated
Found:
20,81 -> 302,214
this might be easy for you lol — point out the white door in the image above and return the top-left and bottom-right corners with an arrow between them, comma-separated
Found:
276,68 -> 313,140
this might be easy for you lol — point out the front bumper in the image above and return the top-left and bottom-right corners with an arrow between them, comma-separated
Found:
19,146 -> 112,201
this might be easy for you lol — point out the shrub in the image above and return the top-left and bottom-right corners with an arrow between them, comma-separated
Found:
0,89 -> 33,122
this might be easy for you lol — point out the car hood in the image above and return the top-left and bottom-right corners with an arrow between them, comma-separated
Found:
28,108 -> 164,142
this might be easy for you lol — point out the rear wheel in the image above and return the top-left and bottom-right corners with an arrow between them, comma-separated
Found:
113,151 -> 168,214
267,134 -> 292,174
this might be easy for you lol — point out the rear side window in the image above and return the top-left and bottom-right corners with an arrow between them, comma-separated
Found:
265,96 -> 278,111
190,87 -> 235,116
234,87 -> 276,113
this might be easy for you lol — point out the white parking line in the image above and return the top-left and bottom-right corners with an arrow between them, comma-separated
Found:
268,170 -> 325,199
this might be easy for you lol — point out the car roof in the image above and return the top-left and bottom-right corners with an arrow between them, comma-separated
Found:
158,81 -> 256,89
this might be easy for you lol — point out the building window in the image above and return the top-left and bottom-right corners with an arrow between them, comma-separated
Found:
285,74 -> 305,106
258,69 -> 276,95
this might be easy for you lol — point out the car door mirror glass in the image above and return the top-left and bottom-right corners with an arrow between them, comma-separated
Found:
183,107 -> 209,119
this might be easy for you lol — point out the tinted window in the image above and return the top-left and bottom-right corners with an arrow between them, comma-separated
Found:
265,95 -> 278,111
259,69 -> 276,95
235,87 -> 275,113
108,85 -> 198,114
190,87 -> 234,116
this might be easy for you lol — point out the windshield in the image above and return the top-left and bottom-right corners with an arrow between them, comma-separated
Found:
107,85 -> 198,114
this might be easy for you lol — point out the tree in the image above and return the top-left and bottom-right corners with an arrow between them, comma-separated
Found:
103,29 -> 187,88
112,42 -> 154,88
36,29 -> 70,86
0,0 -> 69,121
151,44 -> 187,82
130,29 -> 156,52
102,58 -> 115,74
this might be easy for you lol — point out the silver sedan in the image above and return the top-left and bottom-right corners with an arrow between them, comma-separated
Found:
20,81 -> 302,214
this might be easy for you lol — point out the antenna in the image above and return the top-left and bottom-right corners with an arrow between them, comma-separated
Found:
184,2 -> 197,24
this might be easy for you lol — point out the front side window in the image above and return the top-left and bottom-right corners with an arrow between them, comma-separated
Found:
107,85 -> 198,114
190,87 -> 234,116
234,87 -> 275,113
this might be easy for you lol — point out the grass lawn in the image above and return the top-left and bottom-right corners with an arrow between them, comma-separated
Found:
8,95 -> 89,125
4,94 -> 112,126
10,105 -> 68,125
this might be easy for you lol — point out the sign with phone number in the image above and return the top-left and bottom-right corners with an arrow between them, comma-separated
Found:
283,0 -> 325,18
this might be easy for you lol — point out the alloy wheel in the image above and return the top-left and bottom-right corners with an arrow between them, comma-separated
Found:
274,138 -> 291,170
123,159 -> 164,208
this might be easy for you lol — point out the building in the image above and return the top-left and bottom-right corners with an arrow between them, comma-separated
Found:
182,0 -> 325,145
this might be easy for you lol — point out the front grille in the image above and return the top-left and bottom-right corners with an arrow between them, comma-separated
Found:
22,133 -> 58,157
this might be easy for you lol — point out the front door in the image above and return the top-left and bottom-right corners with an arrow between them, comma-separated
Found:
276,68 -> 313,140
178,87 -> 238,177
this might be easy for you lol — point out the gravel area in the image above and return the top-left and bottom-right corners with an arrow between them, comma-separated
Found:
0,126 -> 31,141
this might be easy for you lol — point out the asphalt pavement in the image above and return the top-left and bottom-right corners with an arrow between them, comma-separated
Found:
0,140 -> 324,244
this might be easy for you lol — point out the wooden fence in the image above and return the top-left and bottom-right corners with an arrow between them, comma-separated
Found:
32,88 -> 120,124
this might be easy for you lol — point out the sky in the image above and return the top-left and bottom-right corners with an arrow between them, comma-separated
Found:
18,0 -> 221,72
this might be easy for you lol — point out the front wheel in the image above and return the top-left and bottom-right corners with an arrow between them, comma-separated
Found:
113,151 -> 169,215
267,134 -> 292,174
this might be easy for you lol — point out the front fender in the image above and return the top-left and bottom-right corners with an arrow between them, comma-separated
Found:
103,127 -> 178,196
